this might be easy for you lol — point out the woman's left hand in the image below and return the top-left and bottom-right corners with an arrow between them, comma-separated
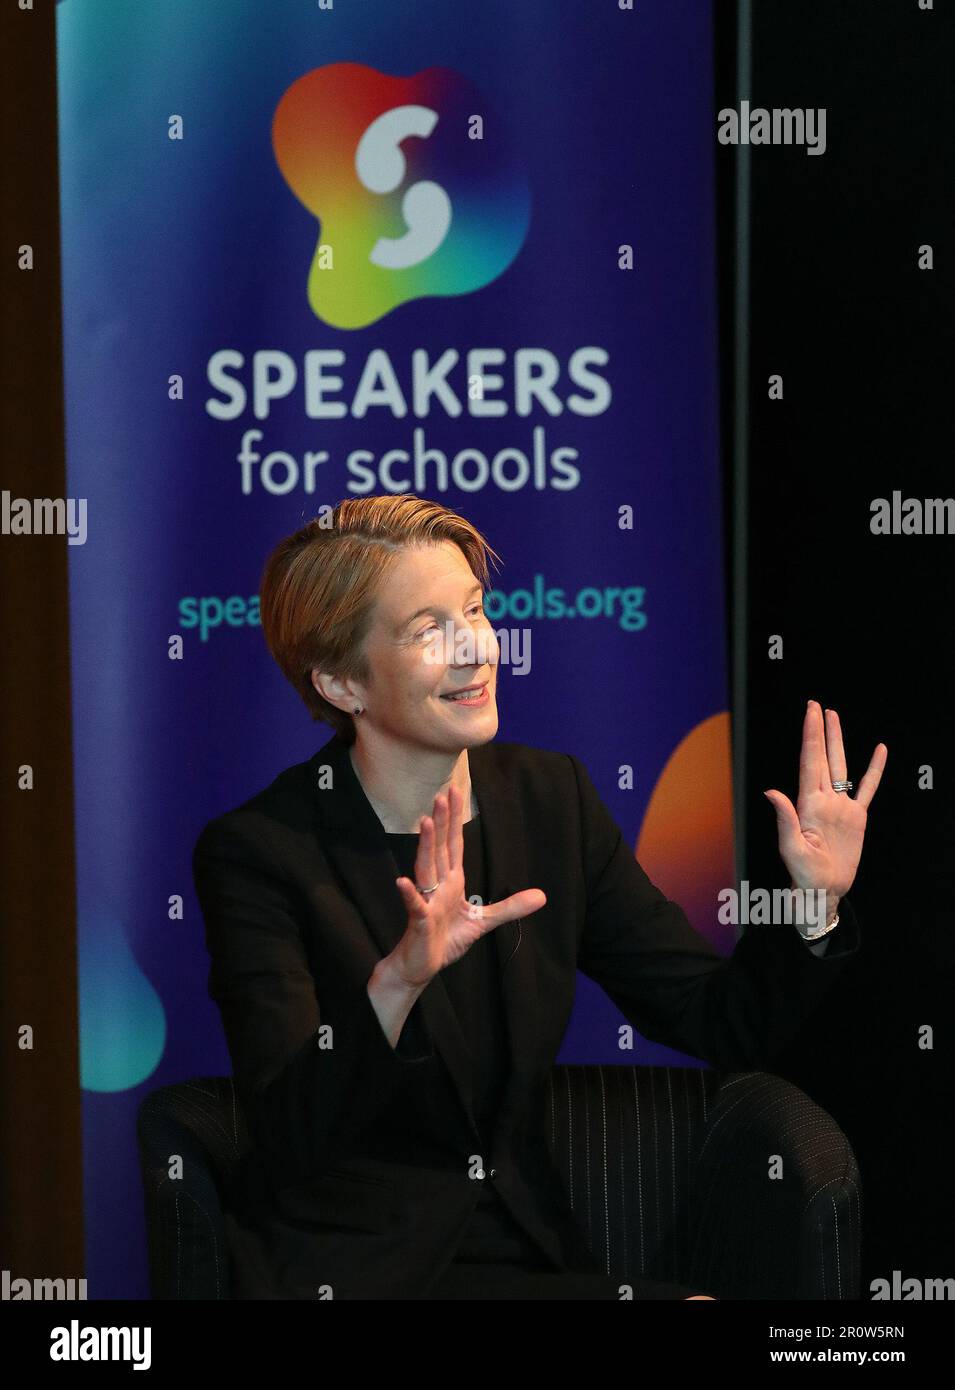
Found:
763,700 -> 887,902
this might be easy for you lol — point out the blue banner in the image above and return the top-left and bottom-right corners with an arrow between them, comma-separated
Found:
57,0 -> 730,1296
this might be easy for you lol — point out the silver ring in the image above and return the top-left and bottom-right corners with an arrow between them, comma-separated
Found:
417,881 -> 440,895
831,780 -> 853,793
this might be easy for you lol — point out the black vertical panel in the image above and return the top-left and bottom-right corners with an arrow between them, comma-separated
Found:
737,0 -> 954,1285
0,6 -> 85,1276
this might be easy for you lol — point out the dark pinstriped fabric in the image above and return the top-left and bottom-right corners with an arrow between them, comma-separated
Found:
139,1067 -> 861,1299
543,1066 -> 861,1299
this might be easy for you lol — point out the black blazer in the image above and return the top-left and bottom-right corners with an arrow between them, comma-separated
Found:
192,730 -> 860,1299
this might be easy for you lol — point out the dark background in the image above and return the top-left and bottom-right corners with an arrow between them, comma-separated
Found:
2,0 -> 952,1291
716,0 -> 955,1287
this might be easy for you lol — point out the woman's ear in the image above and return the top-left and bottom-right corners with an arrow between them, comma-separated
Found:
312,667 -> 363,714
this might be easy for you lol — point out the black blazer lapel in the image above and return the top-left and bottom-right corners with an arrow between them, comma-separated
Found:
307,733 -> 540,1143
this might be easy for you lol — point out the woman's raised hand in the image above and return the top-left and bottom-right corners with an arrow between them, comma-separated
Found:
390,784 -> 546,989
763,701 -> 887,901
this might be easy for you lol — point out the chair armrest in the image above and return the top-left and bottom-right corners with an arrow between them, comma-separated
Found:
687,1071 -> 861,1299
137,1078 -> 243,1299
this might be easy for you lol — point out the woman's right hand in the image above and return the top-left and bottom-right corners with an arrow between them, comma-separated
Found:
388,783 -> 546,990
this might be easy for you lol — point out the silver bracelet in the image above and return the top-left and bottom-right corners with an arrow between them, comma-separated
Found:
798,912 -> 839,943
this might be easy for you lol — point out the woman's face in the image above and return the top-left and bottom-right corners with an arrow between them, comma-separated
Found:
348,541 -> 500,754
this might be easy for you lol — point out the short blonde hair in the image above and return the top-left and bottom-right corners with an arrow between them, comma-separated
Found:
259,495 -> 502,741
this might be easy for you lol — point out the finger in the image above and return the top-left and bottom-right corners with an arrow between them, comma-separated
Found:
447,783 -> 464,874
763,789 -> 802,854
414,815 -> 437,896
432,791 -> 450,883
824,707 -> 847,784
799,700 -> 829,796
854,742 -> 887,810
396,875 -> 431,924
479,888 -> 547,934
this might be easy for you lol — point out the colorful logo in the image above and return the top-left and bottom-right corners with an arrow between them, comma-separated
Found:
272,63 -> 531,330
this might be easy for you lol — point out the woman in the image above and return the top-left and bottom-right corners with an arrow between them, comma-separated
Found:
193,494 -> 886,1300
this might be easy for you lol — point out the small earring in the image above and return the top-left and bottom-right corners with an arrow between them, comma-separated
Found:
353,706 -> 362,715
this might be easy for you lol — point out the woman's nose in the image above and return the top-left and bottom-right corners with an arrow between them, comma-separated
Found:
443,619 -> 494,669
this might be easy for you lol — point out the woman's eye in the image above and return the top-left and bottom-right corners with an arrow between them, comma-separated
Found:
415,607 -> 484,640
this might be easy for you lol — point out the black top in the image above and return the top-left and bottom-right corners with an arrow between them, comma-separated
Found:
385,814 -> 547,1266
386,816 -> 509,1147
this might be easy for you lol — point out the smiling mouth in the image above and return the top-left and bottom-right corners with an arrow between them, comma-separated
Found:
439,684 -> 490,706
